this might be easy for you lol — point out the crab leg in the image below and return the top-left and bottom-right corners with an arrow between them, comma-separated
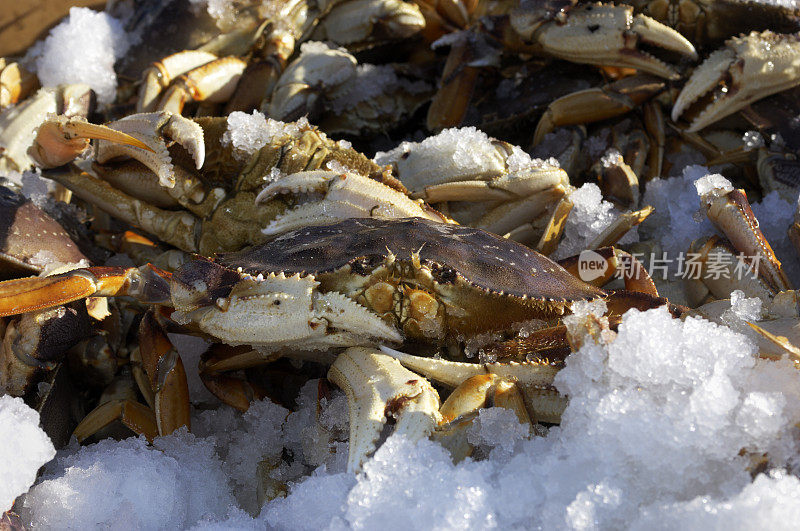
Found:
328,347 -> 442,472
225,27 -> 295,113
699,183 -> 793,292
435,374 -> 531,462
687,236 -> 778,302
426,36 -> 482,130
533,196 -> 574,255
588,205 -> 654,249
73,399 -> 159,443
137,50 -> 218,113
558,247 -> 658,297
157,56 -> 248,115
46,167 -> 201,252
476,184 -> 568,237
379,345 -> 566,423
72,368 -> 159,442
257,170 -> 452,236
746,321 -> 800,361
0,265 -> 169,318
597,157 -> 640,210
138,312 -> 191,435
533,74 -> 665,145
199,345 -> 275,411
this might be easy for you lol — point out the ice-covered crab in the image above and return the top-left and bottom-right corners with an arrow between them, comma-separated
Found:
0,217 -> 675,468
130,0 -> 425,115
426,0 -> 697,129
31,111 -> 448,254
377,127 -> 652,251
672,30 -> 800,132
267,42 -> 433,135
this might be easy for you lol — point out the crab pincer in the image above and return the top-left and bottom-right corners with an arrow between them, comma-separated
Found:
29,115 -> 154,169
673,30 -> 800,132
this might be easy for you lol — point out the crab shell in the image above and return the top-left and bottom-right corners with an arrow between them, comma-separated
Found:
0,187 -> 87,276
201,217 -> 605,344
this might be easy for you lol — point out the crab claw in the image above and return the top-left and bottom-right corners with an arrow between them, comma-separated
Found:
379,345 -> 566,423
96,111 -> 206,188
512,2 -> 696,80
329,347 -> 442,473
28,116 -> 154,169
673,31 -> 800,132
257,170 -> 450,236
137,50 -> 218,113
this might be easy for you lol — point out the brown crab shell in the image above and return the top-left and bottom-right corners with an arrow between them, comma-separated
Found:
197,217 -> 605,339
0,186 -> 87,277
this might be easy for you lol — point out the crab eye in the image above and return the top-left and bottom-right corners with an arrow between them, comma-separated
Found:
350,255 -> 383,275
431,264 -> 457,284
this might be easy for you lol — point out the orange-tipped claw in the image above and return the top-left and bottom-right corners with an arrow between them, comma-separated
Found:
29,116 -> 155,169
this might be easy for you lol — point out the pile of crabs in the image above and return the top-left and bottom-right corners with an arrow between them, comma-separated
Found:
1,0 -> 800,516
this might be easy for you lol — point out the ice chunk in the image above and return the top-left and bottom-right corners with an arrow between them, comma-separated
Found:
187,0 -> 243,30
344,436 -> 496,529
376,128 -> 557,184
193,398 -> 288,515
376,127 -> 499,183
467,407 -> 529,453
694,173 -> 733,198
17,301 -> 800,529
20,432 -> 234,528
600,148 -> 623,168
0,396 -> 56,511
221,111 -> 309,160
34,8 -> 131,105
263,468 -> 353,530
729,290 -> 764,322
553,183 -> 638,260
631,470 -> 800,530
506,144 -> 559,172
641,165 -> 715,257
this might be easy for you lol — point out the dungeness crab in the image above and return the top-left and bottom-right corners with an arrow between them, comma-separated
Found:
0,217 -> 672,469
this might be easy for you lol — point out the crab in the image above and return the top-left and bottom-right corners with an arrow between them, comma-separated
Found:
266,41 -> 433,136
29,111 -> 449,255
628,0 -> 800,50
672,30 -> 800,132
426,0 -> 697,129
376,127 -> 653,251
0,216 -> 680,469
130,0 -> 426,116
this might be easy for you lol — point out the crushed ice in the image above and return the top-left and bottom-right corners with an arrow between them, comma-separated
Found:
31,8 -> 131,105
221,111 -> 310,160
14,305 -> 800,528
